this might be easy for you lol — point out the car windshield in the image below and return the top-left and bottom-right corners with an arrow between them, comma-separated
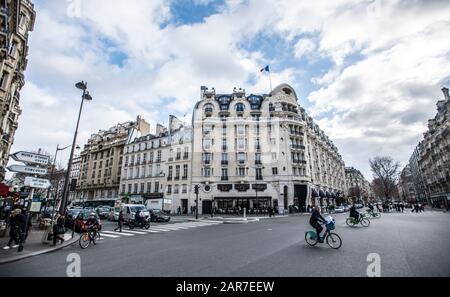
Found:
130,206 -> 146,212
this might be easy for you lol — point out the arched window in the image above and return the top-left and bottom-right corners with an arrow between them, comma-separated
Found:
204,103 -> 214,117
235,103 -> 245,113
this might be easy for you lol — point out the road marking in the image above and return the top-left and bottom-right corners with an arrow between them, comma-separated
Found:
120,230 -> 148,235
99,233 -> 120,238
138,229 -> 161,233
102,230 -> 134,236
148,227 -> 171,231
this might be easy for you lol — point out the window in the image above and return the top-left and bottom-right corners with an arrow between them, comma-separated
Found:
147,182 -> 151,193
202,167 -> 211,177
149,152 -> 154,163
133,183 -> 138,194
136,154 -> 141,164
174,185 -> 179,194
204,103 -> 214,116
237,125 -> 245,135
141,166 -> 145,177
272,167 -> 278,175
140,183 -> 145,193
183,164 -> 188,178
157,151 -> 161,161
156,164 -> 161,176
168,166 -> 173,179
221,168 -> 228,180
175,165 -> 180,179
237,152 -> 246,163
128,184 -> 132,194
235,103 -> 245,113
237,138 -> 245,150
203,138 -> 211,150
183,147 -> 189,159
135,167 -> 139,178
148,165 -> 153,177
154,182 -> 159,193
121,184 -> 126,194
0,71 -> 9,89
167,185 -> 172,194
182,184 -> 187,194
256,168 -> 263,180
221,153 -> 228,162
238,167 -> 245,177
8,41 -> 18,57
129,168 -> 133,179
203,153 -> 212,163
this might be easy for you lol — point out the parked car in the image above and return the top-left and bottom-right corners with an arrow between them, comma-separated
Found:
73,209 -> 102,233
108,207 -> 121,221
334,206 -> 345,213
96,206 -> 112,219
344,205 -> 350,211
121,204 -> 150,223
355,203 -> 364,209
149,209 -> 171,222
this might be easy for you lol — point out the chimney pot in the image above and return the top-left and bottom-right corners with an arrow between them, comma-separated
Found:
442,87 -> 449,101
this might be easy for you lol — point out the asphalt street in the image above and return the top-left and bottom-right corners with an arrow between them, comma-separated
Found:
1,211 -> 449,277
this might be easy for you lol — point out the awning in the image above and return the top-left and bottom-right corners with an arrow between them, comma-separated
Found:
326,191 -> 331,198
0,183 -> 9,197
332,192 -> 336,199
319,190 -> 325,198
311,189 -> 319,198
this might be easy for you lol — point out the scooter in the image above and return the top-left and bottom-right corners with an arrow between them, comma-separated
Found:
128,217 -> 150,229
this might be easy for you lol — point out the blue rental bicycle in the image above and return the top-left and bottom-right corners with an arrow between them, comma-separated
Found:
305,219 -> 342,249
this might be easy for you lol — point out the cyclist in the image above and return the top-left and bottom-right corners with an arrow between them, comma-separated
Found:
309,205 -> 326,243
85,213 -> 100,242
367,202 -> 375,214
350,204 -> 361,222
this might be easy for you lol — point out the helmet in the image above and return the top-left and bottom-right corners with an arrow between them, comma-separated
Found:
89,212 -> 95,217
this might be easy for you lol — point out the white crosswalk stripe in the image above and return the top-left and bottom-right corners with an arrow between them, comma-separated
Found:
98,221 -> 223,241
120,230 -> 148,235
102,230 -> 134,236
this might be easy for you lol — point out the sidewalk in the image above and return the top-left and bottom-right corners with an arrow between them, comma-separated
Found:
0,227 -> 78,265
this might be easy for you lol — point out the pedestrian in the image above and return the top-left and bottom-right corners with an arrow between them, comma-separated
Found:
2,209 -> 20,250
52,214 -> 65,246
268,206 -> 273,217
177,206 -> 181,215
400,203 -> 404,212
14,209 -> 26,252
21,210 -> 32,243
114,210 -> 124,232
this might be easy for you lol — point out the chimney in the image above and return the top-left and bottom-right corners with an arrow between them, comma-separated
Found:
442,87 -> 449,101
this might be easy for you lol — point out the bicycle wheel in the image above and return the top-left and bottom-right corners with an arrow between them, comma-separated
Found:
346,218 -> 356,227
305,231 -> 318,246
129,221 -> 135,230
374,213 -> 381,219
360,218 -> 370,227
79,232 -> 90,249
326,232 -> 342,249
92,231 -> 101,244
144,222 -> 150,229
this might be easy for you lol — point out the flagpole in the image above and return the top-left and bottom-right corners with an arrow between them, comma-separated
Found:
268,70 -> 273,92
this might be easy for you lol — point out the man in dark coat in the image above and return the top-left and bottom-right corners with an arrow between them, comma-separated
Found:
114,210 -> 124,232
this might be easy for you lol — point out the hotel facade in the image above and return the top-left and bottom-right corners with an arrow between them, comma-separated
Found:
190,84 -> 347,215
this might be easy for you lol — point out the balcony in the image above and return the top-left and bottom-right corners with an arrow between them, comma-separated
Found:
167,176 -> 172,181
238,160 -> 245,164
221,176 -> 229,181
256,175 -> 263,181
168,157 -> 174,162
174,176 -> 180,180
203,160 -> 211,165
255,160 -> 262,165
222,145 -> 228,151
176,155 -> 181,160
183,154 -> 189,160
182,176 -> 188,180
205,107 -> 213,116
221,160 -> 229,165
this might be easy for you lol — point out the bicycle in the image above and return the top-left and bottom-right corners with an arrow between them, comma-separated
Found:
346,215 -> 370,227
305,220 -> 342,249
79,227 -> 101,249
363,211 -> 381,219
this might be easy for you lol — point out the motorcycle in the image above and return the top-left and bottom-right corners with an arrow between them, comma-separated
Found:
128,217 -> 150,229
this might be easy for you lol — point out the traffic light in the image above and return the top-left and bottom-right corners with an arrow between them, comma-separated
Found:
194,185 -> 199,195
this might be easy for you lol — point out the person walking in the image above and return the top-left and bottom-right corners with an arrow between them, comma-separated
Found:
400,203 -> 404,212
52,214 -> 66,246
15,209 -> 26,252
114,210 -> 124,232
2,209 -> 20,250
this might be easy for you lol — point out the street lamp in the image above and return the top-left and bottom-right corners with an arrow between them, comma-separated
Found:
59,81 -> 92,215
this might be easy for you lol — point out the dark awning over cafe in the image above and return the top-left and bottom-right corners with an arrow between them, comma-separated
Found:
311,189 -> 319,198
319,190 -> 325,198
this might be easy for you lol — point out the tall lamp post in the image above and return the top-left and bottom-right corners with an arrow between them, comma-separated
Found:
47,144 -> 70,219
59,81 -> 92,215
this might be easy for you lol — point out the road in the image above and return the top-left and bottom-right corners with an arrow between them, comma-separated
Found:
1,211 -> 449,277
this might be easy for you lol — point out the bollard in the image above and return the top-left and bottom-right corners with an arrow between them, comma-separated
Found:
243,207 -> 246,219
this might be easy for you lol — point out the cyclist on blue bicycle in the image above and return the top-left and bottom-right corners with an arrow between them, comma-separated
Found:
85,213 -> 100,240
309,205 -> 326,243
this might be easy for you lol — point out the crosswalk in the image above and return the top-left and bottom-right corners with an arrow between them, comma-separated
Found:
97,221 -> 222,241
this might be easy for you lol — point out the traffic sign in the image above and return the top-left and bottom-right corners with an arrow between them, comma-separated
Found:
10,151 -> 50,165
7,164 -> 48,175
24,177 -> 51,189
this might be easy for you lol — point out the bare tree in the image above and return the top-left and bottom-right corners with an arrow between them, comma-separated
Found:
348,186 -> 362,202
369,156 -> 400,200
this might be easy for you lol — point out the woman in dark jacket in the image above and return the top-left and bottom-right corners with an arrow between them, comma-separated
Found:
52,214 -> 65,245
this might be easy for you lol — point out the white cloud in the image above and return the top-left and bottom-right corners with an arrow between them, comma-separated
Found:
294,38 -> 316,60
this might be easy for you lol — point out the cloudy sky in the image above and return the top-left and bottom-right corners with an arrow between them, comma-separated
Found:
8,0 -> 450,180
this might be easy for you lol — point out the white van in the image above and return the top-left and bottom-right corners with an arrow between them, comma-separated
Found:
120,204 -> 150,223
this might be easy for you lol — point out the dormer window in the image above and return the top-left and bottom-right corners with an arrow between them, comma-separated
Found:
235,103 -> 245,113
204,103 -> 214,117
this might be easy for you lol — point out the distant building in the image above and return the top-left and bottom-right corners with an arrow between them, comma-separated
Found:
408,143 -> 428,203
398,165 -> 417,203
0,0 -> 36,181
120,115 -> 192,213
76,117 -> 149,202
345,167 -> 371,202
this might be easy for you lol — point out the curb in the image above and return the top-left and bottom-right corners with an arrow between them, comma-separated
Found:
0,235 -> 78,265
